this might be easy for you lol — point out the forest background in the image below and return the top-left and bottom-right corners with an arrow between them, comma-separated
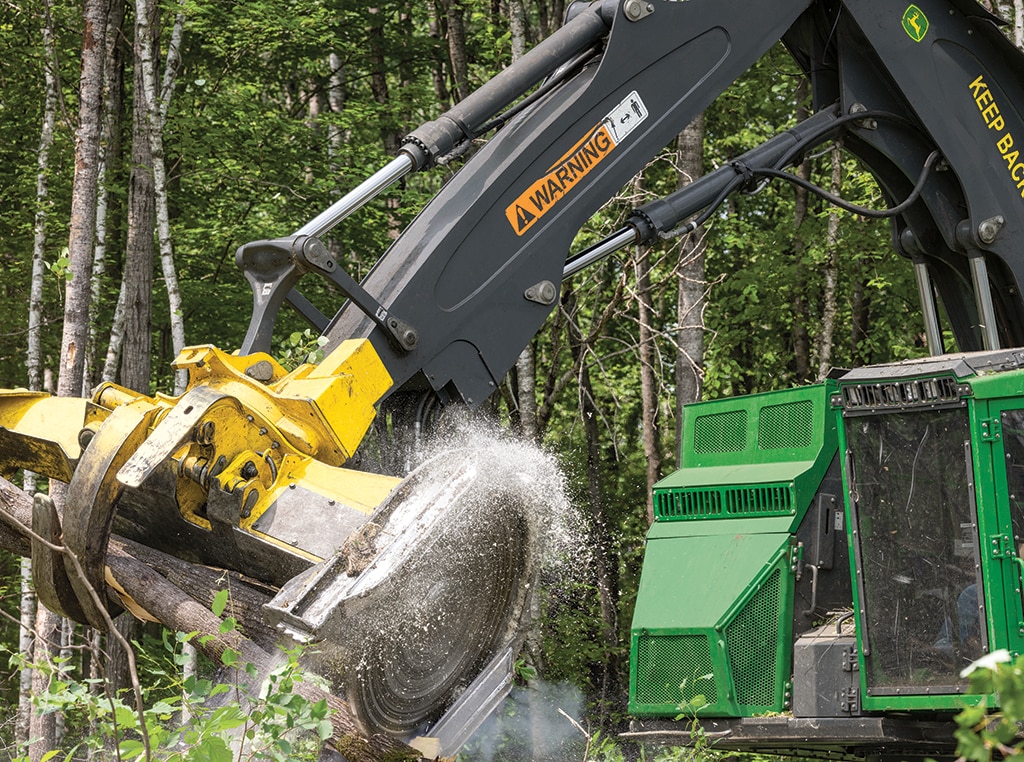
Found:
0,0 -> 1021,759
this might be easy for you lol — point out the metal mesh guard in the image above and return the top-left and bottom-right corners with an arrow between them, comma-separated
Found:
635,633 -> 717,708
726,568 -> 782,709
758,399 -> 814,450
693,409 -> 747,453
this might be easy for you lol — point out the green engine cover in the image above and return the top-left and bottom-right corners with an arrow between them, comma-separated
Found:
629,383 -> 838,718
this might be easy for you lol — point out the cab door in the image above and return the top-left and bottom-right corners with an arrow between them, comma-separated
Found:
985,404 -> 1024,657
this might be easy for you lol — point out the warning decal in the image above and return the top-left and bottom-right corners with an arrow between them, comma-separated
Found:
506,91 -> 648,236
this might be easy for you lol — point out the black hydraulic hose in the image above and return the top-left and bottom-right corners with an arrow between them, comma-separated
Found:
636,108 -> 925,242
754,149 -> 942,218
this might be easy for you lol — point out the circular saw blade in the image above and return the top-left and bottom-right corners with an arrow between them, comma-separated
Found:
339,448 -> 539,737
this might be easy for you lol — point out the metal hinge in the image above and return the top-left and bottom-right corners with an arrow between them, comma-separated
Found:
841,687 -> 859,714
842,646 -> 859,673
990,533 -> 1014,560
981,418 -> 1002,442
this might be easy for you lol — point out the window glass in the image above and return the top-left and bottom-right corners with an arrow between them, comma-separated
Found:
847,407 -> 982,691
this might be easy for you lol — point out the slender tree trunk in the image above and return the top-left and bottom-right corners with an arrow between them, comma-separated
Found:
443,0 -> 470,103
509,0 -> 527,60
16,555 -> 35,747
633,174 -> 662,525
674,114 -> 706,458
509,0 -> 539,442
136,0 -> 187,393
33,4 -> 110,758
815,140 -> 842,380
21,25 -> 58,744
1016,0 -> 1023,48
791,79 -> 812,383
121,5 -> 156,393
426,0 -> 449,104
85,0 -> 126,394
367,9 -> 401,156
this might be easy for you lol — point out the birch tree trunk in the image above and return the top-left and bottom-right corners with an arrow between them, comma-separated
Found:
32,3 -> 110,758
509,0 -> 539,442
674,114 -> 706,455
815,141 -> 843,381
633,171 -> 662,525
21,20 -> 57,732
22,58 -> 54,713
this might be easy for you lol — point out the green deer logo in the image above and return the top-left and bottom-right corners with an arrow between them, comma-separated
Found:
902,5 -> 929,42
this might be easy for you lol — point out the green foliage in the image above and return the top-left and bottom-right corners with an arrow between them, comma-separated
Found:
12,620 -> 332,761
276,328 -> 328,371
953,650 -> 1024,762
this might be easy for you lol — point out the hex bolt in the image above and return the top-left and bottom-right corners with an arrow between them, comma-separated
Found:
978,215 -> 1005,244
240,461 -> 258,479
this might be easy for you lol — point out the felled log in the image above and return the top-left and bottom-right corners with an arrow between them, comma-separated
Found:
0,476 -> 421,762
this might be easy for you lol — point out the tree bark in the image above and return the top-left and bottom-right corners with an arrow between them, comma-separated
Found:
21,11 -> 59,744
58,0 -> 108,399
136,0 -> 188,393
674,114 -> 706,457
634,180 -> 662,525
791,79 -> 812,384
442,0 -> 470,103
34,3 -> 111,758
563,284 -> 621,723
85,0 -> 126,394
121,1 -> 156,394
815,140 -> 843,381
0,478 -> 418,762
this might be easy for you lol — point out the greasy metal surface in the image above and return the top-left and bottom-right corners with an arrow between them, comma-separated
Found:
62,402 -> 159,627
0,394 -> 93,481
117,385 -> 229,488
30,493 -> 87,622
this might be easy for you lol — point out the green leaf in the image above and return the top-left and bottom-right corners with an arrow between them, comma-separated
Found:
221,648 -> 239,667
212,588 -> 230,617
317,719 -> 334,741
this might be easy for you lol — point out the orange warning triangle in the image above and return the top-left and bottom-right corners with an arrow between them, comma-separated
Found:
514,205 -> 536,233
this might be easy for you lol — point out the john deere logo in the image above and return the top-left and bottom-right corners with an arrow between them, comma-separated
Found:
902,5 -> 929,42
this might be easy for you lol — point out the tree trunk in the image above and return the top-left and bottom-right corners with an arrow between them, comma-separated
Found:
791,79 -> 812,384
443,0 -> 470,103
509,0 -> 527,60
137,0 -> 187,393
815,140 -> 842,381
21,13 -> 58,743
85,0 -> 126,394
634,189 -> 662,524
0,479 -> 418,762
57,0 -> 108,399
674,114 -> 706,458
121,2 -> 156,394
33,2 -> 110,759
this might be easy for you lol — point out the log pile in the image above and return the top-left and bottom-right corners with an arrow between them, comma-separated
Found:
0,476 -> 423,762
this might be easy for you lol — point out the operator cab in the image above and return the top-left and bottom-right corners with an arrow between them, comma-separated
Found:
628,348 -> 1024,758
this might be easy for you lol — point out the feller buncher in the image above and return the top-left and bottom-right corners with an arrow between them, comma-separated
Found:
3,0 -> 1024,758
